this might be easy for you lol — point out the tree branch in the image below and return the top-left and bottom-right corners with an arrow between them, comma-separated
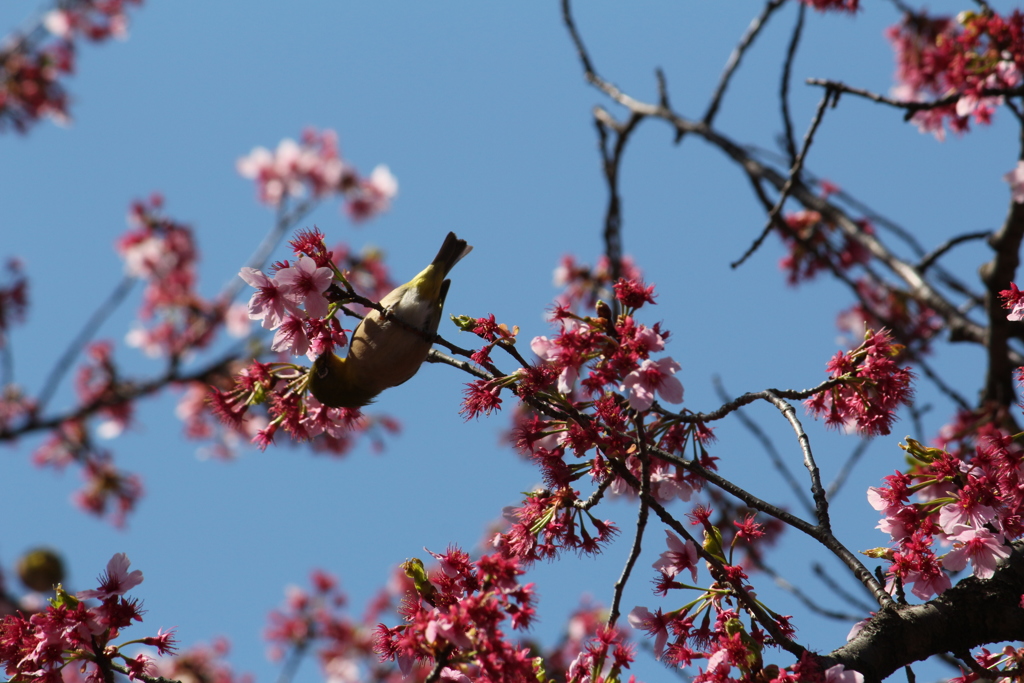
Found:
703,0 -> 787,127
826,543 -> 1024,683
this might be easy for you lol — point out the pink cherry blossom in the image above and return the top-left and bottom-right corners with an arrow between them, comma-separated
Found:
938,501 -> 997,537
77,553 -> 144,600
346,165 -> 398,222
619,357 -> 683,411
272,315 -> 311,358
652,530 -> 699,583
626,606 -> 669,660
531,321 -> 586,395
239,267 -> 299,330
943,527 -> 1011,579
274,257 -> 334,318
826,664 -> 865,683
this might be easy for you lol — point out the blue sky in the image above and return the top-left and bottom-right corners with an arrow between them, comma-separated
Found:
1,2 -> 1020,681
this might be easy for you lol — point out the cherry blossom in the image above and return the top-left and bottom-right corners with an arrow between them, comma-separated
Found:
239,267 -> 300,330
77,553 -> 143,600
237,128 -> 397,221
619,357 -> 684,411
627,606 -> 670,660
652,530 -> 699,583
943,527 -> 1011,579
274,256 -> 333,318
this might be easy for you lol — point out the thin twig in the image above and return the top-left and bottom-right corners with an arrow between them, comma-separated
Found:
917,230 -> 992,273
109,663 -> 182,683
575,473 -> 615,511
2,346 -> 241,440
753,557 -> 865,622
812,563 -> 877,613
732,85 -> 839,269
657,379 -> 844,424
763,390 -> 831,530
594,107 -> 644,307
648,441 -> 891,607
780,1 -> 807,165
35,275 -> 135,414
712,375 -> 815,517
703,0 -> 787,126
631,469 -> 807,657
806,77 -> 1024,120
825,438 -> 872,501
275,639 -> 310,683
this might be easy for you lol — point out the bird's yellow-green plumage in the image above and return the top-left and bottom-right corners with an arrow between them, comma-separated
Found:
308,232 -> 472,409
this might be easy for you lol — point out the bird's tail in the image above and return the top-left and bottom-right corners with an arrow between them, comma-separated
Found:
432,232 -> 473,277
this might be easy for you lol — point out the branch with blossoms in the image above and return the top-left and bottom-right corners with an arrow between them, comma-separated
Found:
0,553 -> 179,683
0,0 -> 143,134
0,127 -> 401,525
561,0 -> 1024,378
230,205 -> 939,678
10,1 -> 1024,681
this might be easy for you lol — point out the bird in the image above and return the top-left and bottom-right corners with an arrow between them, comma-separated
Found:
308,232 -> 473,409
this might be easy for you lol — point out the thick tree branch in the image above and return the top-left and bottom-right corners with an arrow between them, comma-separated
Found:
826,543 -> 1024,683
978,194 -> 1024,409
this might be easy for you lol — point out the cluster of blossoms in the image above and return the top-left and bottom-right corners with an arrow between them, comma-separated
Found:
854,282 -> 1024,603
628,509 -> 812,681
866,432 -> 1020,600
0,553 -> 176,682
835,278 -> 943,355
775,207 -> 872,287
456,273 -> 718,565
886,8 -> 1024,139
217,228 -> 400,452
798,0 -> 858,13
118,194 -> 236,359
804,329 -> 914,436
0,0 -> 141,133
263,570 -> 383,681
552,253 -> 644,313
263,559 -> 636,683
373,548 -> 550,683
26,196 -> 248,523
237,128 -> 397,220
29,347 -> 142,526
